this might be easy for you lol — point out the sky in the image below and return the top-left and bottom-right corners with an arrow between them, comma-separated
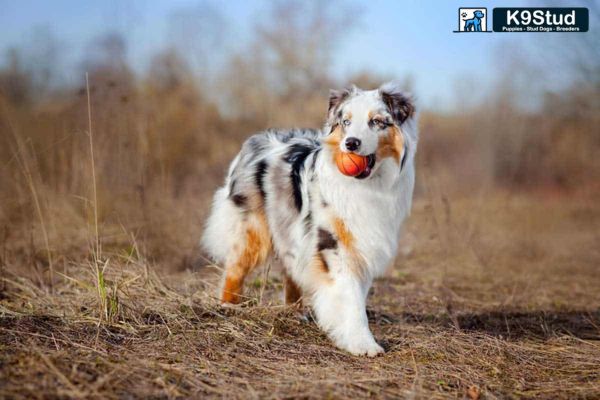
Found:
0,0 -> 593,111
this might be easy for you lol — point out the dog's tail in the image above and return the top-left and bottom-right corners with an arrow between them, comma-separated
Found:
201,185 -> 246,265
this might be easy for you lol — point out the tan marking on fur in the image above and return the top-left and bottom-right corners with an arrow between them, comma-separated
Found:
324,125 -> 343,146
311,251 -> 333,284
315,252 -> 330,273
283,272 -> 303,306
324,124 -> 343,165
332,216 -> 367,278
333,217 -> 354,249
221,211 -> 271,304
377,125 -> 404,164
221,275 -> 243,304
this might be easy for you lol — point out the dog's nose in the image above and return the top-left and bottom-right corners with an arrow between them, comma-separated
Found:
345,137 -> 361,152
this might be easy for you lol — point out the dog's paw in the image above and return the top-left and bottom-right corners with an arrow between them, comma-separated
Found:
220,301 -> 242,309
341,339 -> 385,357
293,310 -> 311,323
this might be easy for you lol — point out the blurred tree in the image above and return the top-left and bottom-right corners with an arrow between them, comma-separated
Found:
220,0 -> 359,127
147,48 -> 195,95
0,27 -> 62,106
256,0 -> 357,97
81,32 -> 135,99
27,26 -> 62,96
84,32 -> 128,70
546,0 -> 599,87
0,48 -> 32,106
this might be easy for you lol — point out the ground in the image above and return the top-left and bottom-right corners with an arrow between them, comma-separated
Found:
1,192 -> 599,399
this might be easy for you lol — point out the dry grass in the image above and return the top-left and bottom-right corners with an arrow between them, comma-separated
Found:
1,191 -> 599,399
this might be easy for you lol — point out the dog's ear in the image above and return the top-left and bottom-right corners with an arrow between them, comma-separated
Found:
327,87 -> 353,122
379,82 -> 415,125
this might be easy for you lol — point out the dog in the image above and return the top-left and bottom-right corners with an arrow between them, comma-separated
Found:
463,10 -> 485,31
201,82 -> 417,356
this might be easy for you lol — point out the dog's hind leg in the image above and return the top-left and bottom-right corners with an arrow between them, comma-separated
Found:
202,186 -> 272,304
220,210 -> 271,304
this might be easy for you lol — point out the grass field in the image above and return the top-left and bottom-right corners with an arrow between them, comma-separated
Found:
2,189 -> 599,399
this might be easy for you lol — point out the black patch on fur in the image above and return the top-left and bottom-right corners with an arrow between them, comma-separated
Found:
229,180 -> 248,209
400,142 -> 408,171
303,211 -> 312,233
329,88 -> 352,117
303,184 -> 314,232
255,160 -> 268,200
310,148 -> 321,171
283,144 -> 313,212
231,193 -> 248,207
317,228 -> 337,251
381,91 -> 414,125
229,179 -> 237,196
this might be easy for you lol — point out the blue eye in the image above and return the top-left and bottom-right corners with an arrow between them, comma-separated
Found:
342,119 -> 351,127
372,119 -> 387,128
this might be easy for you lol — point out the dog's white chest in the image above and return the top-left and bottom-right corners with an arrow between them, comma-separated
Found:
353,192 -> 403,274
320,180 -> 406,277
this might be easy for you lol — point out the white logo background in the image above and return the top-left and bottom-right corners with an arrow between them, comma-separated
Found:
458,8 -> 488,32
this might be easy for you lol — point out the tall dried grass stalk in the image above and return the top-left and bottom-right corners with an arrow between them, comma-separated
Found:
4,106 -> 54,288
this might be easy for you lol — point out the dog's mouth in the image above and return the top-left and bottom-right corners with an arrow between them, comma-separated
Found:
354,154 -> 376,180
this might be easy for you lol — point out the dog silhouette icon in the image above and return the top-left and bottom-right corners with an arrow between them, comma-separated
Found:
463,10 -> 485,31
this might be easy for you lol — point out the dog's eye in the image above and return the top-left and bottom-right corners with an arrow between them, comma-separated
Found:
372,119 -> 387,128
342,119 -> 351,127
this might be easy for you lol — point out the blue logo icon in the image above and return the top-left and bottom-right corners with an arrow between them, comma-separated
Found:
455,8 -> 492,32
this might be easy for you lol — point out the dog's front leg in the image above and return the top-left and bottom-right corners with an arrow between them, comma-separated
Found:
312,273 -> 383,356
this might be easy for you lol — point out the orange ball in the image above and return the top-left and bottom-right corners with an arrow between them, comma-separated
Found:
335,152 -> 368,177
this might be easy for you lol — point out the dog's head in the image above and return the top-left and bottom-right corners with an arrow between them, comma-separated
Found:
324,82 -> 415,179
473,10 -> 484,18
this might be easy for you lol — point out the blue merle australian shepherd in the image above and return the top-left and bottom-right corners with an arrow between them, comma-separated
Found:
202,82 -> 417,356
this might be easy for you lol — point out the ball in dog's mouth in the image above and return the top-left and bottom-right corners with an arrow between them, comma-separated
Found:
354,154 -> 376,179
